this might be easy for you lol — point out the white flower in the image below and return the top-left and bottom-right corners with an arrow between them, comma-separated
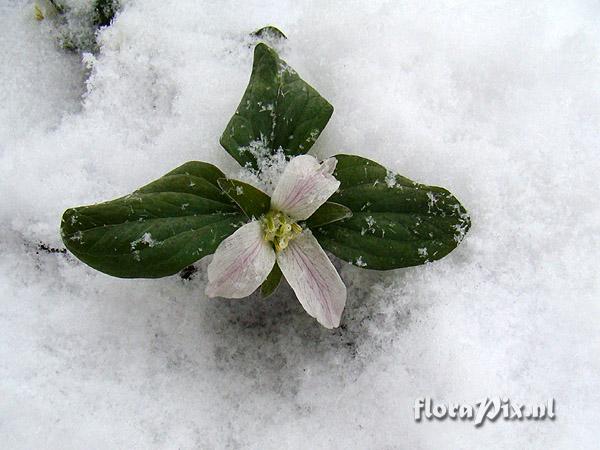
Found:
205,155 -> 346,328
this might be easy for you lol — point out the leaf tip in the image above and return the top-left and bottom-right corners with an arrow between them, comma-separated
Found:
251,25 -> 287,41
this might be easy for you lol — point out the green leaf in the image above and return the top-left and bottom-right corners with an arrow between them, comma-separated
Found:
94,0 -> 119,27
305,202 -> 352,228
261,263 -> 283,298
61,161 -> 246,278
217,178 -> 271,219
48,0 -> 65,14
251,25 -> 287,40
313,154 -> 471,270
220,43 -> 334,169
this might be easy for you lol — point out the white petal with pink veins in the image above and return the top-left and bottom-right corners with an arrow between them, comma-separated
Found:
277,229 -> 346,328
271,155 -> 340,221
206,220 -> 276,299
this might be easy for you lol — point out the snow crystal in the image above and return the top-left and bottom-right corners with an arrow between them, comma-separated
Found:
1,0 -> 599,448
384,170 -> 397,188
426,191 -> 438,210
130,232 -> 158,250
258,102 -> 275,113
69,230 -> 83,242
354,256 -> 367,268
277,59 -> 297,77
361,215 -> 377,236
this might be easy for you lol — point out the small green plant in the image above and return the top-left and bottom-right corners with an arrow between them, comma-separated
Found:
34,0 -> 119,52
61,30 -> 470,328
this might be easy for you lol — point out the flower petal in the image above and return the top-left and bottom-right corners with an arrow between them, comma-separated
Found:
206,221 -> 276,298
271,155 -> 340,221
277,229 -> 346,328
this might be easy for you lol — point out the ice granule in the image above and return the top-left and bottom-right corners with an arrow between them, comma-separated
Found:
130,232 -> 158,250
354,256 -> 367,267
385,170 -> 397,188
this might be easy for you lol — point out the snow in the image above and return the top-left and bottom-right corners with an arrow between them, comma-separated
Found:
354,256 -> 367,268
384,170 -> 397,188
131,232 -> 159,262
1,0 -> 600,448
236,143 -> 288,195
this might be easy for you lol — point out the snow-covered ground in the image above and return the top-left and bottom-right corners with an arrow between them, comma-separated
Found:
1,0 -> 599,448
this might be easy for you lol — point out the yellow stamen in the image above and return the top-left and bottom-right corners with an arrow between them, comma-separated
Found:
261,210 -> 302,253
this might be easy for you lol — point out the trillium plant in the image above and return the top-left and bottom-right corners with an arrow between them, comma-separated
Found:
207,155 -> 347,328
61,29 -> 471,328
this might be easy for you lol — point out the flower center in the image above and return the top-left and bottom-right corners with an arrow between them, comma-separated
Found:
261,210 -> 303,253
